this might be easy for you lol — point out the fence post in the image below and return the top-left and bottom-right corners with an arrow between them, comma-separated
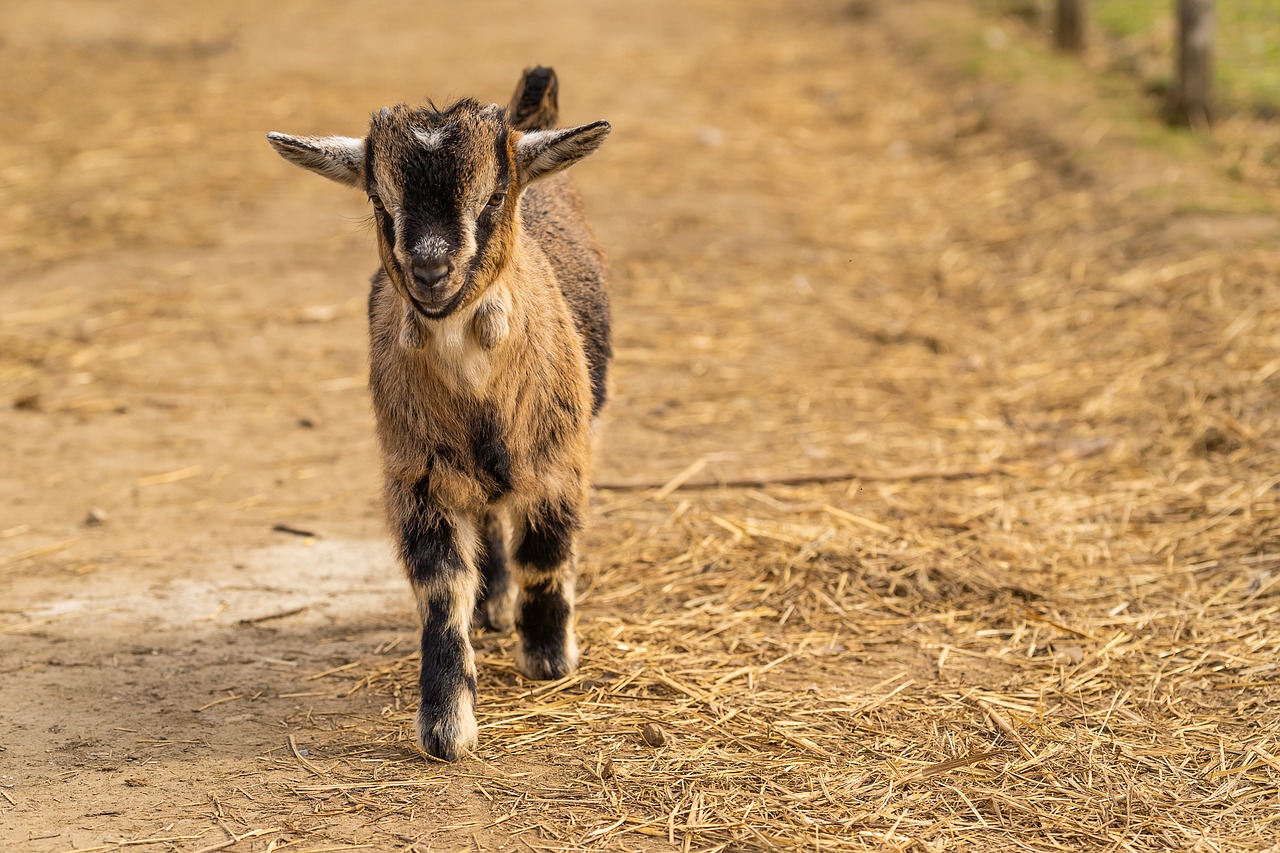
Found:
1054,0 -> 1086,52
1173,0 -> 1214,128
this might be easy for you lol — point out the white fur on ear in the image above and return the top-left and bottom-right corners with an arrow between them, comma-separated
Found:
514,121 -> 610,185
267,133 -> 365,188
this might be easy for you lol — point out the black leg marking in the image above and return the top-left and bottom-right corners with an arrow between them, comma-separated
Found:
417,615 -> 478,761
396,477 -> 478,761
512,501 -> 581,680
475,511 -> 514,631
401,476 -> 463,587
514,500 -> 580,572
517,579 -> 573,679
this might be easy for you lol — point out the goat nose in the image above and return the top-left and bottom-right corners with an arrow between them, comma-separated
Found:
412,258 -> 451,288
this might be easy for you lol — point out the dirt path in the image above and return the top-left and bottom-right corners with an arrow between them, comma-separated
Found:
3,1 -> 1278,851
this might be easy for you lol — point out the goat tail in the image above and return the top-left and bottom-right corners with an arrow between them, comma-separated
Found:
508,66 -> 559,131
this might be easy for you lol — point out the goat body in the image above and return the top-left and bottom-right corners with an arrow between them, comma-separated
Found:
268,68 -> 610,760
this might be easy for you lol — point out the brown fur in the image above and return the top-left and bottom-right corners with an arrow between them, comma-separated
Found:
369,226 -> 595,523
267,68 -> 610,760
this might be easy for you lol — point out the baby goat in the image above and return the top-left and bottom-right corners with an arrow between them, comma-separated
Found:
267,68 -> 611,760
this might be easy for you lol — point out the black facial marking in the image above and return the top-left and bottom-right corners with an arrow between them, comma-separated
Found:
471,409 -> 513,500
365,140 -> 395,251
466,128 -> 512,282
493,128 -> 511,192
363,131 -> 378,196
369,100 -> 517,320
398,107 -> 472,258
517,579 -> 571,664
375,207 -> 396,250
515,501 -> 579,571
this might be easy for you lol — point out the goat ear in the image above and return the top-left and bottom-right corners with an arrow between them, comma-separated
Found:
266,133 -> 365,188
514,121 -> 610,185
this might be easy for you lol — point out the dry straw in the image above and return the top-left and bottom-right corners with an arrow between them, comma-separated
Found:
253,438 -> 1280,851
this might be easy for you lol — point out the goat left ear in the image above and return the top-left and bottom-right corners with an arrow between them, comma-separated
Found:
514,121 -> 610,185
267,132 -> 365,188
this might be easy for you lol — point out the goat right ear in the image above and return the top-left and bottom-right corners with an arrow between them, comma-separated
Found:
514,121 -> 610,185
267,133 -> 365,188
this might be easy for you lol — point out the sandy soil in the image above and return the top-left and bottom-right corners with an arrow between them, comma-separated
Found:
3,1 -> 1279,851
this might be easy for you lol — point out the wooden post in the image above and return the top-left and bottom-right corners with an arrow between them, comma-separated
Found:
1172,0 -> 1214,128
1054,0 -> 1086,52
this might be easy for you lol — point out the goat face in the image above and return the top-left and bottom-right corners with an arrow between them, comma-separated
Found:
366,100 -> 512,317
268,99 -> 610,320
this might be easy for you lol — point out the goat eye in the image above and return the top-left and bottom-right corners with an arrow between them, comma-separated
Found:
369,194 -> 386,212
486,192 -> 505,208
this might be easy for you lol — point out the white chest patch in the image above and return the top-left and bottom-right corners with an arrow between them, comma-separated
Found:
426,308 -> 492,395
422,288 -> 511,395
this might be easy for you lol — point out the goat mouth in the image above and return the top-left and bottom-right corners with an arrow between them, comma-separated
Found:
404,283 -> 467,319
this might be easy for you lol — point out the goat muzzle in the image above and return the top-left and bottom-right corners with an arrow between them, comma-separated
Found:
412,258 -> 451,289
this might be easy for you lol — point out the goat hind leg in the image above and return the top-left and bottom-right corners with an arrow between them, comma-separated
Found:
510,499 -> 581,680
475,509 -> 515,631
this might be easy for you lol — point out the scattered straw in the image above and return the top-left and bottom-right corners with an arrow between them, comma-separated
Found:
0,540 -> 76,569
194,694 -> 243,713
135,465 -> 204,488
242,468 -> 1280,849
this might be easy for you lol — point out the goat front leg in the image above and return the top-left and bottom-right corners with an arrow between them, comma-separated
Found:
510,499 -> 581,680
396,483 -> 480,760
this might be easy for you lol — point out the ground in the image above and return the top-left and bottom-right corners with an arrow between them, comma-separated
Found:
2,1 -> 1279,851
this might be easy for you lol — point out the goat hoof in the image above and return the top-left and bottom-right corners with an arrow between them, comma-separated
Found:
416,704 -> 478,761
516,642 -> 579,681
